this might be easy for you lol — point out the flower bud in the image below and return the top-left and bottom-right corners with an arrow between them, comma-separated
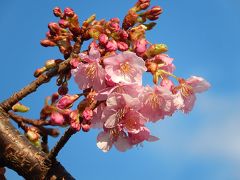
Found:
99,34 -> 108,45
133,39 -> 147,54
58,85 -> 69,95
40,39 -> 56,47
109,22 -> 120,32
146,44 -> 168,57
119,30 -> 128,40
50,111 -> 65,125
48,22 -> 61,35
70,110 -> 81,131
89,28 -> 101,39
146,6 -> 163,21
82,107 -> 93,121
117,41 -> 129,51
145,61 -> 158,73
57,94 -> 79,109
143,22 -> 157,30
26,127 -> 40,142
53,7 -> 62,17
106,40 -> 118,51
122,10 -> 138,30
64,7 -> 75,17
34,67 -> 47,77
59,19 -> 69,28
12,102 -> 29,112
51,93 -> 59,104
81,123 -> 91,132
45,59 -> 57,69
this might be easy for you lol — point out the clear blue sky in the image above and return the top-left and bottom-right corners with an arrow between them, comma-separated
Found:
1,0 -> 240,179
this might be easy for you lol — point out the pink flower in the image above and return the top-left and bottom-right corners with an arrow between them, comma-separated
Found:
173,76 -> 210,113
129,127 -> 159,145
99,34 -> 108,45
96,130 -> 132,152
50,111 -> 65,125
91,103 -> 106,129
82,107 -> 93,121
102,93 -> 146,131
96,83 -> 142,101
139,86 -> 175,122
160,78 -> 174,91
72,47 -> 106,91
106,40 -> 118,51
155,54 -> 175,74
133,39 -> 148,55
104,51 -> 147,85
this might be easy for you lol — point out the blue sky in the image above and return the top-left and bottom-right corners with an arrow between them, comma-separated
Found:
1,0 -> 240,179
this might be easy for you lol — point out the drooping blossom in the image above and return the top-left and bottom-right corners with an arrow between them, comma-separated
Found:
154,54 -> 175,74
173,76 -> 211,113
103,51 -> 147,85
139,85 -> 175,122
72,47 -> 106,90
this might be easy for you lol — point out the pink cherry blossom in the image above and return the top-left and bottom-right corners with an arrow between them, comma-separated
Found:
96,130 -> 132,152
56,94 -> 79,109
91,103 -> 106,129
160,78 -> 174,91
129,127 -> 159,145
155,54 -> 175,74
72,47 -> 106,91
103,51 -> 147,85
173,76 -> 210,113
102,93 -> 146,130
139,85 -> 175,122
96,83 -> 142,101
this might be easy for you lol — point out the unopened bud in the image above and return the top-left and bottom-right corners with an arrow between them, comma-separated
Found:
99,34 -> 108,45
40,39 -> 56,47
12,102 -> 30,112
45,59 -> 57,69
70,110 -> 81,131
59,19 -> 69,28
86,14 -> 96,24
48,22 -> 61,34
26,127 -> 40,142
57,94 -> 79,109
143,22 -> 157,30
122,10 -> 138,30
82,107 -> 93,121
117,41 -> 129,51
53,7 -> 62,17
50,111 -> 65,125
58,85 -> 69,95
81,123 -> 91,132
64,7 -> 75,17
106,40 -> 118,51
34,67 -> 47,77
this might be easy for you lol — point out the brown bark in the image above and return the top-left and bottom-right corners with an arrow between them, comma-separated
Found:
0,107 -> 75,179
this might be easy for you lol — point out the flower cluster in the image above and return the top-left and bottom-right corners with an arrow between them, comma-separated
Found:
39,0 -> 210,152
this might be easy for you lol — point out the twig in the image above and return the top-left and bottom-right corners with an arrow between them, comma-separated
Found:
8,111 -> 50,126
0,39 -> 83,112
41,135 -> 49,153
48,127 -> 76,160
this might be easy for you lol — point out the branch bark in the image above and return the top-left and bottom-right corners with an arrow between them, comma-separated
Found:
0,107 -> 74,179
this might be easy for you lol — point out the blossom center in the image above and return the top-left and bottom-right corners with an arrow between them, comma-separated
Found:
147,93 -> 161,109
116,108 -> 128,122
86,64 -> 96,78
120,62 -> 131,74
180,83 -> 193,98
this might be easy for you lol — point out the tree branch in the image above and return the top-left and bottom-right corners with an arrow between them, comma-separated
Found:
0,107 -> 74,179
48,128 -> 76,160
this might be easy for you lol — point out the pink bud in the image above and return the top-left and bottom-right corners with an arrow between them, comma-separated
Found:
59,19 -> 69,28
99,34 -> 108,45
26,127 -> 40,142
64,7 -> 75,17
134,39 -> 148,54
53,7 -> 62,17
117,41 -> 129,51
110,18 -> 120,24
106,40 -> 118,51
57,94 -> 79,109
82,107 -> 93,121
48,22 -> 61,35
119,30 -> 129,40
109,22 -> 120,32
81,123 -> 91,132
40,39 -> 56,47
70,110 -> 81,131
50,111 -> 65,125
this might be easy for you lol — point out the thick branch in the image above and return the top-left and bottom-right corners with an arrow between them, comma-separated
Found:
0,107 -> 74,179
